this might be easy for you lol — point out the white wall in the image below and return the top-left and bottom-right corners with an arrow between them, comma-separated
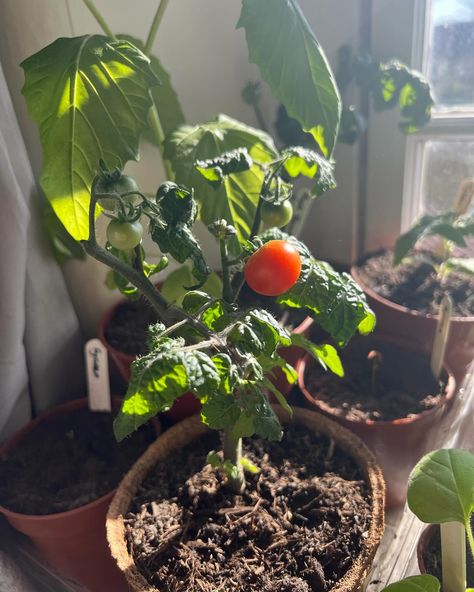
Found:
0,0 -> 362,332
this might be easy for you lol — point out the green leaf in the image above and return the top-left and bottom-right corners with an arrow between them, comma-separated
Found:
231,412 -> 256,440
407,449 -> 474,525
241,457 -> 261,474
164,114 -> 278,247
262,377 -> 293,417
161,266 -> 222,307
118,35 -> 185,139
278,259 -> 376,346
182,351 -> 220,400
243,390 -> 283,441
291,334 -> 344,377
282,147 -> 336,196
200,392 -> 241,431
196,148 -> 253,187
114,350 -> 188,441
443,258 -> 474,277
212,353 -> 239,395
22,35 -> 160,239
394,213 -> 465,265
42,202 -> 86,263
238,0 -> 341,157
381,575 -> 440,592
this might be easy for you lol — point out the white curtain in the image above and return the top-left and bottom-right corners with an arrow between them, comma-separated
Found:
0,62 -> 85,442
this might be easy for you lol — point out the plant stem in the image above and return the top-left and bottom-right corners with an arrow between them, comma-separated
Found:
148,102 -> 175,180
250,195 -> 264,238
82,0 -> 116,38
466,518 -> 474,560
220,239 -> 233,302
223,430 -> 245,494
145,0 -> 170,54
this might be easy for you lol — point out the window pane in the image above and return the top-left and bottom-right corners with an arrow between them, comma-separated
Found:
421,139 -> 474,213
427,0 -> 474,111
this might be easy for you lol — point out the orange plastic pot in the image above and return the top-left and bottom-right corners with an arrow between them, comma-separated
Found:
0,398 -> 161,592
297,336 -> 456,508
351,263 -> 474,383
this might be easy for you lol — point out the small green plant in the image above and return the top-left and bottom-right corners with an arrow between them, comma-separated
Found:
382,449 -> 474,592
394,181 -> 474,277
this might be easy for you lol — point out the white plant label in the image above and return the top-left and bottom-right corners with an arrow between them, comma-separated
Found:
430,295 -> 452,380
85,338 -> 111,412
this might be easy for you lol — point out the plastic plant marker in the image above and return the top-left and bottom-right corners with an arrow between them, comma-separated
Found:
430,295 -> 452,380
440,521 -> 466,592
85,338 -> 111,412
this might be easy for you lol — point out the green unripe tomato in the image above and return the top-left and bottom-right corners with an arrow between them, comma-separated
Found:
97,175 -> 139,211
106,219 -> 143,250
261,200 -> 293,228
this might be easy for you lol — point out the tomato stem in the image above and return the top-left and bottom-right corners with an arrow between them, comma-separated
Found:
82,0 -> 115,39
223,430 -> 245,494
220,239 -> 233,303
145,0 -> 170,54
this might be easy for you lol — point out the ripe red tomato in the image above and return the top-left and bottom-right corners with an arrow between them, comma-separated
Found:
244,240 -> 302,296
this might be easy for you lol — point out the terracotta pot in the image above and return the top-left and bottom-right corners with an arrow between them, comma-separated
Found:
417,524 -> 437,576
298,336 -> 456,508
0,398 -> 161,592
106,406 -> 385,592
351,262 -> 474,382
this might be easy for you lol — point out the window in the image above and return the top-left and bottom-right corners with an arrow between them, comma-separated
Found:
402,0 -> 474,228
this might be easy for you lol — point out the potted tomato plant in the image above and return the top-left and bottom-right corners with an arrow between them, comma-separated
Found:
71,158 -> 384,591
0,398 -> 160,592
351,181 -> 474,382
297,333 -> 456,508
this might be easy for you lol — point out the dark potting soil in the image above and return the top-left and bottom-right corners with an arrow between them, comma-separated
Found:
105,291 -> 307,358
305,339 -> 446,422
355,250 -> 474,317
126,426 -> 371,592
423,521 -> 474,586
0,408 -> 155,515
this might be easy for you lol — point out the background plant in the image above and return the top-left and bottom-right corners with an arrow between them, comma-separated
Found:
394,180 -> 474,278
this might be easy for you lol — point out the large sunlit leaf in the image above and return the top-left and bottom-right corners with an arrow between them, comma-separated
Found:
238,0 -> 341,157
118,35 -> 185,139
21,35 -> 160,240
164,115 -> 278,246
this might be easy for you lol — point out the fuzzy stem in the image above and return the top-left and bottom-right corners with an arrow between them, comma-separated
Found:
148,101 -> 175,180
220,239 -> 233,302
223,430 -> 245,494
467,518 -> 474,561
82,0 -> 115,38
144,0 -> 170,54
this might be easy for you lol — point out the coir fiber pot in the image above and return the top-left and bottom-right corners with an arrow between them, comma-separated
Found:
297,337 -> 456,508
351,263 -> 474,382
106,406 -> 385,592
0,398 -> 161,592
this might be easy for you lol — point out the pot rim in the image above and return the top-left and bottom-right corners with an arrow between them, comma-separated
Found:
351,256 -> 474,324
417,524 -> 436,575
297,336 -> 456,428
106,406 -> 385,592
0,397 -> 160,523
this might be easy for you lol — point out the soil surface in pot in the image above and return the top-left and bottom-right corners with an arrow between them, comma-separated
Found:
0,408 -> 155,515
104,289 -> 307,358
305,340 -> 446,422
355,250 -> 474,316
422,521 -> 474,586
126,426 -> 371,592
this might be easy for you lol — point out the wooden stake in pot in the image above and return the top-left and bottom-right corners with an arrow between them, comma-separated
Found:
430,296 -> 466,592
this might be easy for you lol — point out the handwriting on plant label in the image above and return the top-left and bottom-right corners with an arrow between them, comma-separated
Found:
85,338 -> 111,412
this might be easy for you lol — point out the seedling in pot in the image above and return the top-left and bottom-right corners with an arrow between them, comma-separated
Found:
406,449 -> 474,592
78,139 -> 375,493
394,180 -> 474,279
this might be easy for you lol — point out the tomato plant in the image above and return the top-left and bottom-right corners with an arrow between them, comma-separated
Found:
261,200 -> 293,228
106,219 -> 143,250
244,240 -> 302,296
